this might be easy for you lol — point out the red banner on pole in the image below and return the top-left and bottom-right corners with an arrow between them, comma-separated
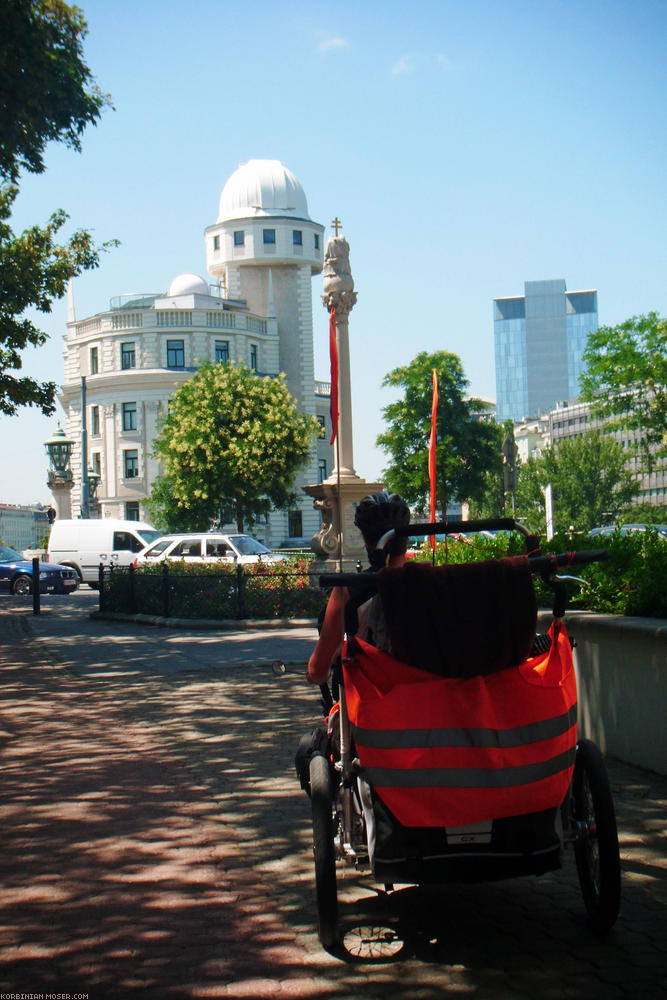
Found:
329,306 -> 339,445
428,368 -> 439,549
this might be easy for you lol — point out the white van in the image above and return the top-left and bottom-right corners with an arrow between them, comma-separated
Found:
47,518 -> 160,585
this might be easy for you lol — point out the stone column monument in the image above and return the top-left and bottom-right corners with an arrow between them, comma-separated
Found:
304,222 -> 384,570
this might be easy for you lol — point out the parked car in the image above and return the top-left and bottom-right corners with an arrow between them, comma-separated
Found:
47,518 -> 161,585
0,545 -> 78,596
135,533 -> 288,567
588,523 -> 667,540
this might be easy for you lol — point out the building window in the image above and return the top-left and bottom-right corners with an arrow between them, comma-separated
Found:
250,344 -> 258,371
215,340 -> 229,363
234,230 -> 245,247
318,459 -> 327,483
263,229 -> 276,245
121,342 -> 136,369
314,234 -> 320,251
167,339 -> 185,368
316,415 -> 326,439
288,509 -> 303,538
213,235 -> 220,251
91,405 -> 100,436
123,449 -> 139,479
125,501 -> 140,521
90,346 -> 98,374
293,230 -> 302,246
120,341 -> 136,369
122,401 -> 137,431
91,452 -> 101,477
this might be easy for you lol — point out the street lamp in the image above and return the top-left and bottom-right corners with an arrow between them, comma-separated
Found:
87,465 -> 101,514
44,425 -> 74,476
44,425 -> 75,521
502,430 -> 518,515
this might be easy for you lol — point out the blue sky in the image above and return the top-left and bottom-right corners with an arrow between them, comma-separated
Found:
3,0 -> 666,506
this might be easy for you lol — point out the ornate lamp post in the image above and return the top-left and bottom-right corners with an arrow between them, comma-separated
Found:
87,465 -> 101,517
44,425 -> 74,520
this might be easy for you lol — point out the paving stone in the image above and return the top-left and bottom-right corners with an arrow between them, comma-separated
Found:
0,599 -> 665,999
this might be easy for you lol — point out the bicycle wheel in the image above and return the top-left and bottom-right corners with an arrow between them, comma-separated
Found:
309,753 -> 339,949
573,738 -> 621,933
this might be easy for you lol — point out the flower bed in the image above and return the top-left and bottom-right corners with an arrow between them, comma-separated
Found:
102,556 -> 326,621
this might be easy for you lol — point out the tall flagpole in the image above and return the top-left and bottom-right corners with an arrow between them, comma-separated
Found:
428,368 -> 439,554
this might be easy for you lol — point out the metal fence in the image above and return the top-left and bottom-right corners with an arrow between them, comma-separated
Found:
98,561 -> 325,621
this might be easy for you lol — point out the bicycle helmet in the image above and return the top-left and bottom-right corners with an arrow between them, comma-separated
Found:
354,491 -> 410,547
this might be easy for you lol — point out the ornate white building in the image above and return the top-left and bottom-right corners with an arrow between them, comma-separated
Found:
58,160 -> 332,546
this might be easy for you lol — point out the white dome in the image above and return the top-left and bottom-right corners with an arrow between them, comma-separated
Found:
218,159 -> 310,222
167,272 -> 210,297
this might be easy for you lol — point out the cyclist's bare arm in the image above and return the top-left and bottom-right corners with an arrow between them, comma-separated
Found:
307,585 -> 348,685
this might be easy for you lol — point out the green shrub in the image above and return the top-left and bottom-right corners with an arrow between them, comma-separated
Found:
103,533 -> 666,621
413,528 -> 666,618
104,556 -> 326,620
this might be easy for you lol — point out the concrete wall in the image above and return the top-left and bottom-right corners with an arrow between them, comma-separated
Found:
537,610 -> 667,775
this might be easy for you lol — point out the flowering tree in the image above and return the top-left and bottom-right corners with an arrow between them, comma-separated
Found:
149,362 -> 319,531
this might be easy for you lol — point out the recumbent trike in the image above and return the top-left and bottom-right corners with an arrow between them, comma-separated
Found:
299,517 -> 621,950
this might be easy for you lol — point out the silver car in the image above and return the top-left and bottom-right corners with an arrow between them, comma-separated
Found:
135,532 -> 287,566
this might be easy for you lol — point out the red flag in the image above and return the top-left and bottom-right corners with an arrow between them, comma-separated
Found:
329,306 -> 339,445
428,369 -> 439,549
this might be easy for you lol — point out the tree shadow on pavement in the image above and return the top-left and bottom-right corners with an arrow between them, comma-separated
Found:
0,607 -> 665,1000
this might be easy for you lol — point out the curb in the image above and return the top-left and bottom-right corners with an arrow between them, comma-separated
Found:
90,610 -> 318,630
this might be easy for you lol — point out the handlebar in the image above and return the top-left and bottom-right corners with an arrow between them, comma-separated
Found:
395,517 -> 525,538
525,549 -> 609,576
318,548 -> 608,590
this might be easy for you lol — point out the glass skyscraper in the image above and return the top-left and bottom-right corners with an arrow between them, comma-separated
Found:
494,279 -> 598,422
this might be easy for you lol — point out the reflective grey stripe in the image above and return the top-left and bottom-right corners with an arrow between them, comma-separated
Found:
353,705 -> 577,750
365,748 -> 576,789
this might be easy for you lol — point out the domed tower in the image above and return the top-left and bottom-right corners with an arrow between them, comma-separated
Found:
205,160 -> 324,412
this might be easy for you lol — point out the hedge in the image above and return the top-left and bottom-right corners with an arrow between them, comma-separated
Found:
101,531 -> 666,621
102,556 -> 326,620
412,529 -> 667,618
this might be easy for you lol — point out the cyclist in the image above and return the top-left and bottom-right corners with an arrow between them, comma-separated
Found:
306,491 -> 410,685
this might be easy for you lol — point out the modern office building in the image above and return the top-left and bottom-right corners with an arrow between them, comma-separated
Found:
494,279 -> 598,422
0,504 -> 50,552
58,160 -> 331,547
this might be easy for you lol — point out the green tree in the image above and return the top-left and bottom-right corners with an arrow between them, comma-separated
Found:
149,362 -> 319,532
376,351 -> 500,515
514,454 -> 548,534
144,476 -> 210,534
467,420 -> 505,519
580,312 -> 667,472
515,430 -> 636,535
0,0 -> 114,416
617,502 -> 667,526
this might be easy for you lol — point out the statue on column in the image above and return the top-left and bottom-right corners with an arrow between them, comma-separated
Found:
322,234 -> 357,317
304,221 -> 384,570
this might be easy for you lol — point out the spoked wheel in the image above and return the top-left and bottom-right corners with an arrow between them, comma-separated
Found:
309,754 -> 339,949
573,738 -> 621,933
12,573 -> 32,596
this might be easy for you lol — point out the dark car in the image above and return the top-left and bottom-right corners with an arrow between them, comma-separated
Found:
588,524 -> 667,541
0,545 -> 78,596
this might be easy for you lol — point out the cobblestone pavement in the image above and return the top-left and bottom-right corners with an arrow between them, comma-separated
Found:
0,594 -> 665,999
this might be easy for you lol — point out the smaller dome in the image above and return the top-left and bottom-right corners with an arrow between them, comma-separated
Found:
167,272 -> 210,297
